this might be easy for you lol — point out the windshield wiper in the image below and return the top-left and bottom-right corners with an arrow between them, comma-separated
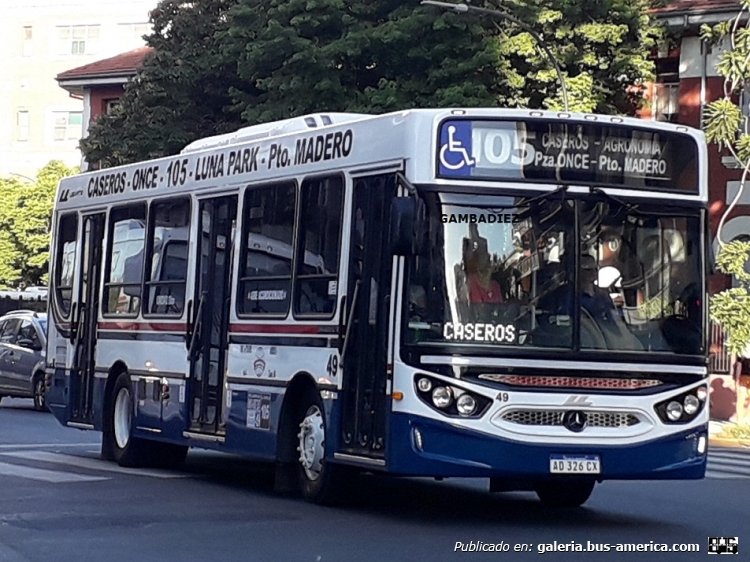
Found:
591,187 -> 636,212
516,184 -> 569,208
591,187 -> 696,217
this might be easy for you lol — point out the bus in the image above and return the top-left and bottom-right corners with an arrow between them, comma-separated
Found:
46,108 -> 708,507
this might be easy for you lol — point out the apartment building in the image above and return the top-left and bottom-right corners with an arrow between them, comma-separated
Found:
0,0 -> 157,179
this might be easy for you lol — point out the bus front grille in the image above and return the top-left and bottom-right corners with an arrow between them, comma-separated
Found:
500,409 -> 640,428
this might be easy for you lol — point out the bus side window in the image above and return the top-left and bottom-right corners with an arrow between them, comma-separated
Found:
294,175 -> 344,316
238,182 -> 297,316
53,213 -> 78,317
104,204 -> 146,316
145,198 -> 190,316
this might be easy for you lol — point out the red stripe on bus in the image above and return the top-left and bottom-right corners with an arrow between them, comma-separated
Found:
229,323 -> 323,334
98,321 -> 188,332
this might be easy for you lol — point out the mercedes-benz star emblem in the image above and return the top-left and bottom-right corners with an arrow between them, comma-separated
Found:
562,410 -> 588,432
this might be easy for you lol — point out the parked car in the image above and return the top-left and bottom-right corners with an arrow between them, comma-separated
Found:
0,310 -> 47,411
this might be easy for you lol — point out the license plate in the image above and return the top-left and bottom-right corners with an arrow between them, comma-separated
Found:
549,455 -> 601,474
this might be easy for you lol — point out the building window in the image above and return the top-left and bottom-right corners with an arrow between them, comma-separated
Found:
22,26 -> 32,57
104,99 -> 120,114
16,110 -> 29,141
117,22 -> 151,46
653,83 -> 679,122
52,111 -> 83,141
57,25 -> 100,56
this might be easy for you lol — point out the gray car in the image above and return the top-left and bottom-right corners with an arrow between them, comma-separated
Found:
0,310 -> 47,411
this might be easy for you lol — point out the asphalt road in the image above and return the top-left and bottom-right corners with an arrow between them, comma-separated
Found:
0,397 -> 747,562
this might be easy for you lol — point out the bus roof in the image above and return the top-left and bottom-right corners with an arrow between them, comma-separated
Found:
55,108 -> 707,210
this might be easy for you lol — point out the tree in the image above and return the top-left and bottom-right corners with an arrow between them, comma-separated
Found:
702,1 -> 750,420
227,0 -> 660,121
81,0 -> 661,166
489,0 -> 660,113
225,0 -> 500,123
80,0 -> 244,168
0,161 -> 77,286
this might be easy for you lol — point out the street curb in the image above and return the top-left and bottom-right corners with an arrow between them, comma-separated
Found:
709,436 -> 750,449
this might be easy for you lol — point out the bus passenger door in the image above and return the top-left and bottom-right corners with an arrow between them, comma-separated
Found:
341,174 -> 397,458
71,213 -> 105,424
187,196 -> 237,435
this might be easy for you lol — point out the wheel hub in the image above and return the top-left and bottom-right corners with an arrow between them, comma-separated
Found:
297,405 -> 325,481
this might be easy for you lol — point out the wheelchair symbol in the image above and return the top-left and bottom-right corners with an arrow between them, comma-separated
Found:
439,125 -> 475,170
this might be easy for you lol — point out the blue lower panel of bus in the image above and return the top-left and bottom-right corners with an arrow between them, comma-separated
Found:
387,413 -> 706,480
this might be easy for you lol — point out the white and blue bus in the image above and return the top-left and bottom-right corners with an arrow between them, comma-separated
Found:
46,108 -> 708,507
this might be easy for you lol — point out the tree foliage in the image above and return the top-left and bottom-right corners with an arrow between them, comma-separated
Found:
0,161 -> 77,287
80,0 -> 243,167
702,2 -> 750,357
81,0 -> 661,168
489,0 -> 659,113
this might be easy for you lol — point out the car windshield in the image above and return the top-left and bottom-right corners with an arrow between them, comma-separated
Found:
404,190 -> 704,356
38,317 -> 47,334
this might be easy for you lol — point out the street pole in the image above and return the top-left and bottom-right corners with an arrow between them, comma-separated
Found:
421,0 -> 569,112
8,172 -> 35,183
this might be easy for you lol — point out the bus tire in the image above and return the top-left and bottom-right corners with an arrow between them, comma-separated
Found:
296,392 -> 343,504
103,371 -> 152,467
32,372 -> 47,411
534,479 -> 595,508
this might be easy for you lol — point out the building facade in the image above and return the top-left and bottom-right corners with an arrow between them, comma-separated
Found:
0,0 -> 156,179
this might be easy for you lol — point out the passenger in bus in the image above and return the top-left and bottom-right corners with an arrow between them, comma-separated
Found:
465,241 -> 502,304
579,254 -> 617,320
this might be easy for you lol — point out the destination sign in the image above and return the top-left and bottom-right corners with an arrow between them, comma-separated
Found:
436,119 -> 699,193
60,128 -> 355,203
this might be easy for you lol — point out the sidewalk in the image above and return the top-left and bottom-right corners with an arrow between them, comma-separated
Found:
709,420 -> 750,448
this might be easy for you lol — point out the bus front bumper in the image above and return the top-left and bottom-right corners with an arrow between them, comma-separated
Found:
386,413 -> 707,480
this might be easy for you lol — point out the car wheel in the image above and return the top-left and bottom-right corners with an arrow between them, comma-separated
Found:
535,479 -> 596,507
32,374 -> 47,411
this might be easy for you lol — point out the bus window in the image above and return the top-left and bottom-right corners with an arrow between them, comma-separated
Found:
238,182 -> 296,315
294,175 -> 343,316
145,198 -> 190,316
104,204 -> 146,316
53,213 -> 77,317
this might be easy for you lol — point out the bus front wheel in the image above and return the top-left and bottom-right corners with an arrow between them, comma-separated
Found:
296,394 -> 345,504
534,479 -> 595,508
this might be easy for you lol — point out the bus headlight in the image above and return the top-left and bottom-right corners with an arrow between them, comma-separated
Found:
417,377 -> 432,393
654,385 -> 707,424
665,401 -> 683,421
432,386 -> 453,409
683,394 -> 700,416
456,393 -> 477,416
413,374 -> 491,419
696,386 -> 707,402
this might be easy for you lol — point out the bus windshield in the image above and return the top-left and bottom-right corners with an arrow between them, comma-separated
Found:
404,190 -> 704,356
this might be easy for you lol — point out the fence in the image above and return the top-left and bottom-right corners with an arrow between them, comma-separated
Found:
709,320 -> 732,374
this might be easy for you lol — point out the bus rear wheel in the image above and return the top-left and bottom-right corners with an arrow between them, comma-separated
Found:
535,479 -> 596,507
102,372 -> 187,468
296,394 -> 345,504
